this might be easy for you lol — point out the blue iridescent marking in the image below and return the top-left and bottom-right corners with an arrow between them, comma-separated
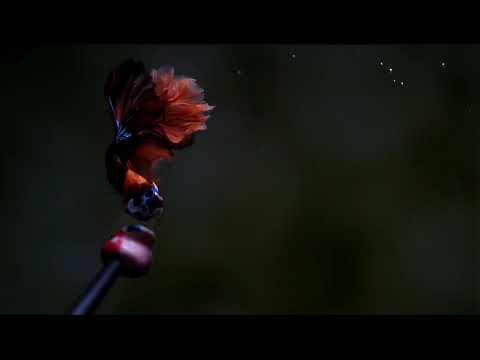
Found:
108,97 -> 116,117
116,125 -> 133,142
126,183 -> 164,221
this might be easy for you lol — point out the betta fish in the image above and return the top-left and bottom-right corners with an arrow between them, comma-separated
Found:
104,59 -> 214,221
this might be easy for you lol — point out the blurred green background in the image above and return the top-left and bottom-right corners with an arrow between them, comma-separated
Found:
0,45 -> 478,314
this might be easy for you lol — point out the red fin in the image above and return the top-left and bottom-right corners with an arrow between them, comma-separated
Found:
105,61 -> 213,199
104,59 -> 153,128
105,61 -> 213,149
151,67 -> 214,147
122,168 -> 152,199
127,140 -> 173,182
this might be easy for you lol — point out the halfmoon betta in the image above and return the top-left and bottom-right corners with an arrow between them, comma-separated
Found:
104,59 -> 214,221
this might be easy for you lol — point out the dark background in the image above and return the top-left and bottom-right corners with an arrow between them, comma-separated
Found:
0,45 -> 478,314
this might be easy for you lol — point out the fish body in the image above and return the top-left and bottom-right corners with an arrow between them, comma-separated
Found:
104,59 -> 213,221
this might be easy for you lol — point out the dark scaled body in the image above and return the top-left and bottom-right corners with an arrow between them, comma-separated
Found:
126,182 -> 164,221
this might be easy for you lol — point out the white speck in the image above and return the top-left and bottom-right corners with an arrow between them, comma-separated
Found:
393,79 -> 396,83
291,53 -> 296,59
441,61 -> 446,68
380,61 -> 384,66
401,81 -> 404,86
389,68 -> 393,73
236,69 -> 242,75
